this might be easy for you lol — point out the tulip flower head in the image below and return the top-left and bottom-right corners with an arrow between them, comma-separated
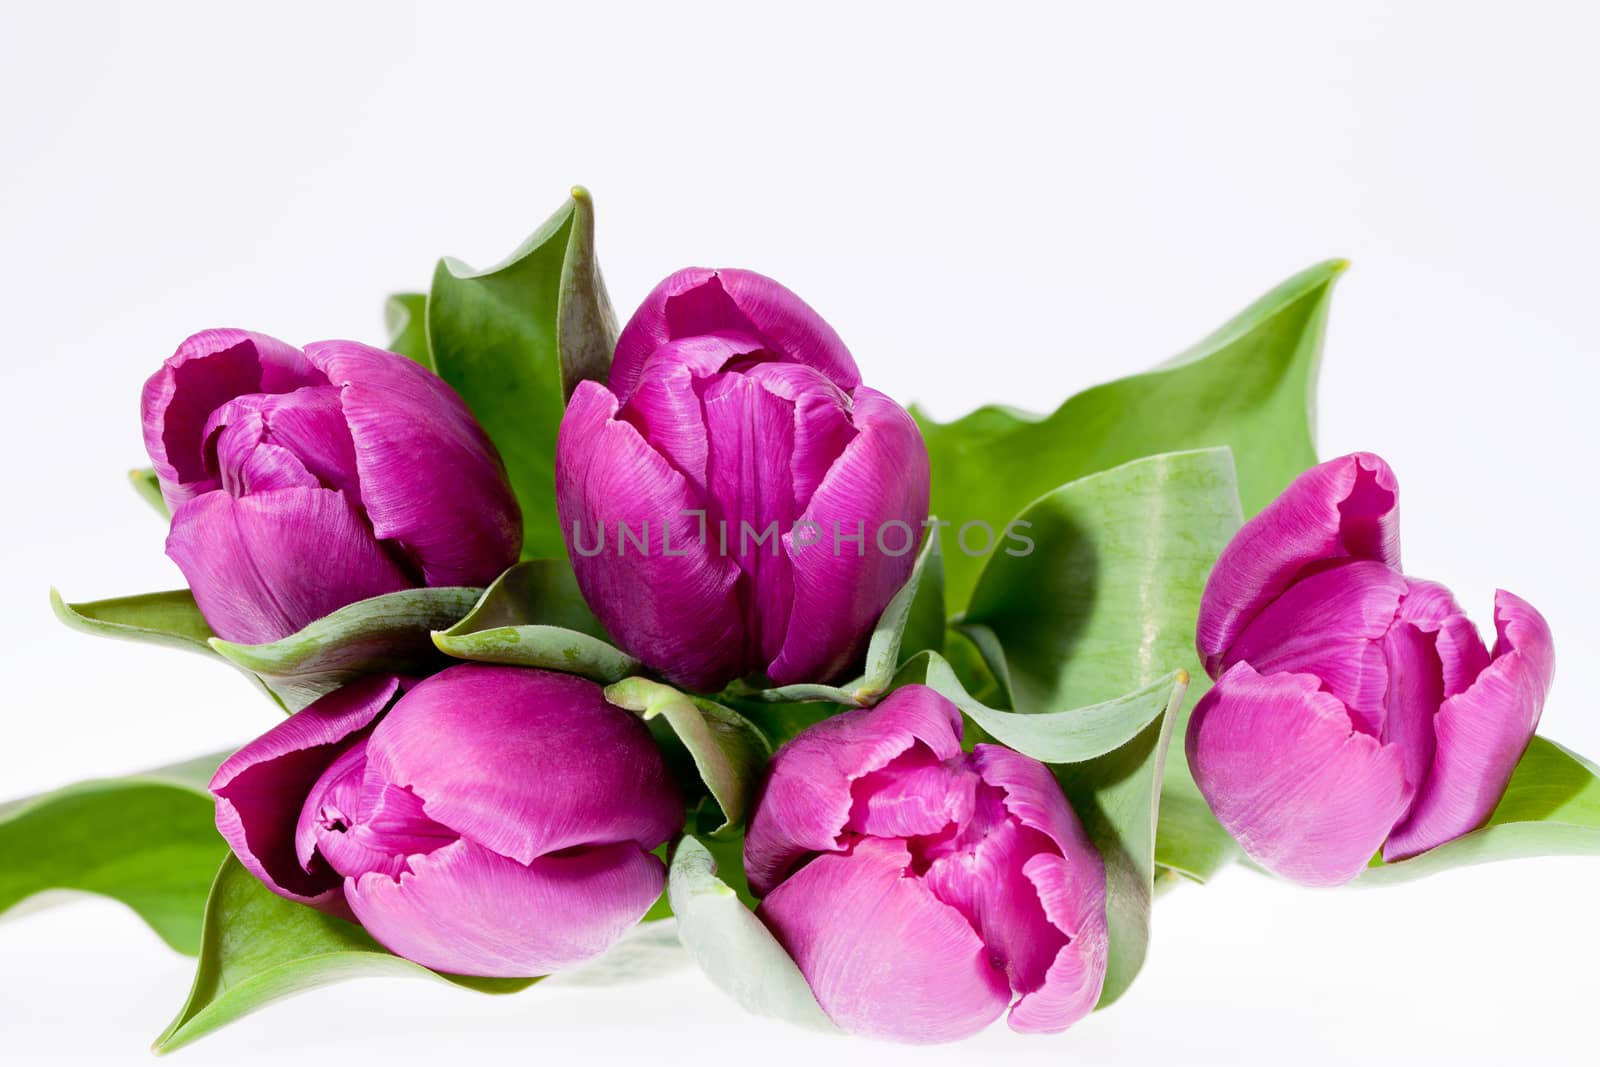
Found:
1189,452 -> 1555,886
142,330 -> 521,644
744,685 -> 1108,1043
556,269 -> 931,692
210,666 -> 682,976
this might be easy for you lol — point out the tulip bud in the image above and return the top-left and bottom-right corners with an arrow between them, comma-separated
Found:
210,665 -> 682,977
143,330 -> 521,644
1189,452 -> 1555,885
743,685 -> 1107,1043
556,269 -> 930,692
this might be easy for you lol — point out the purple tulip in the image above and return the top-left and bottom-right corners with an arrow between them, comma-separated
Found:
142,329 -> 521,644
744,685 -> 1107,1043
1189,452 -> 1555,886
210,665 -> 682,976
556,269 -> 930,692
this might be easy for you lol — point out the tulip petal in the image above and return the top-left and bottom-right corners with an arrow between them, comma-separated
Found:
364,665 -> 682,865
757,837 -> 1010,1043
1008,851 -> 1109,1033
557,381 -> 746,691
1196,452 -> 1401,676
1384,591 -> 1555,861
611,268 -> 861,398
166,487 -> 412,644
347,837 -> 666,978
745,684 -> 962,896
1223,559 -> 1406,736
142,329 -> 325,509
768,387 -> 931,686
1186,663 -> 1413,886
845,746 -> 976,839
210,675 -> 399,913
305,340 -> 522,587
618,332 -> 765,495
203,386 -> 361,499
702,372 -> 800,667
743,361 -> 858,510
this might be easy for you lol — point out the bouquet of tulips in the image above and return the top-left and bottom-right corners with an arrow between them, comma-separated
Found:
11,188 -> 1595,1051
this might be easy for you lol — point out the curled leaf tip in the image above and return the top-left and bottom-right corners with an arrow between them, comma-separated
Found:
570,185 -> 592,202
1176,669 -> 1190,686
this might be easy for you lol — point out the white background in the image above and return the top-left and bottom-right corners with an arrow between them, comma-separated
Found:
2,1 -> 1596,1063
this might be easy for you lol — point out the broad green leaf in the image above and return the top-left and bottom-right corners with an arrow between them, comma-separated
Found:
383,292 -> 431,367
606,678 -> 771,835
0,754 -> 228,955
1056,678 -> 1187,1008
437,558 -> 607,640
919,258 -> 1343,610
894,650 -> 1187,766
427,187 -> 616,558
51,587 -> 214,654
957,449 -> 1245,882
434,624 -> 640,682
667,836 -> 837,1034
156,856 -> 533,1053
129,467 -> 169,518
1360,736 -> 1600,885
432,558 -> 637,680
209,586 -> 481,712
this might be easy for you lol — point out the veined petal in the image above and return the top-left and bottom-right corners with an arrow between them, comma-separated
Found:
203,386 -> 361,499
556,381 -> 746,691
1384,591 -> 1555,860
347,837 -> 665,978
702,372 -> 800,668
742,361 -> 858,511
364,665 -> 682,864
1197,452 -> 1401,676
1007,851 -> 1108,1034
756,837 -> 1011,1044
610,268 -> 861,398
165,487 -> 412,644
1224,560 -> 1406,736
769,387 -> 930,686
1186,663 -> 1413,886
210,675 -> 400,914
141,329 -> 325,509
745,684 -> 962,897
305,340 -> 521,587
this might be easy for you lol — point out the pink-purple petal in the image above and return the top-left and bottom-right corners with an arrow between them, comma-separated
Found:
557,381 -> 747,690
166,487 -> 412,644
1384,590 -> 1555,861
1186,663 -> 1413,886
210,675 -> 399,914
141,329 -> 326,509
768,387 -> 930,686
363,665 -> 681,865
1196,452 -> 1401,676
305,340 -> 521,587
745,684 -> 963,897
346,837 -> 665,978
1007,851 -> 1109,1034
756,837 -> 1011,1044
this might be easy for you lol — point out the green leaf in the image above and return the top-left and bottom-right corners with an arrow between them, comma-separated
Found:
606,678 -> 771,835
894,650 -> 1187,766
437,558 -> 607,639
0,755 -> 229,955
155,856 -> 533,1053
432,559 -> 638,681
208,586 -> 481,712
1055,677 -> 1188,1008
956,448 -> 1245,882
1360,736 -> 1600,885
919,258 -> 1344,611
426,187 -> 616,559
383,292 -> 432,367
51,586 -> 215,654
666,836 -> 836,1034
129,467 -> 169,518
